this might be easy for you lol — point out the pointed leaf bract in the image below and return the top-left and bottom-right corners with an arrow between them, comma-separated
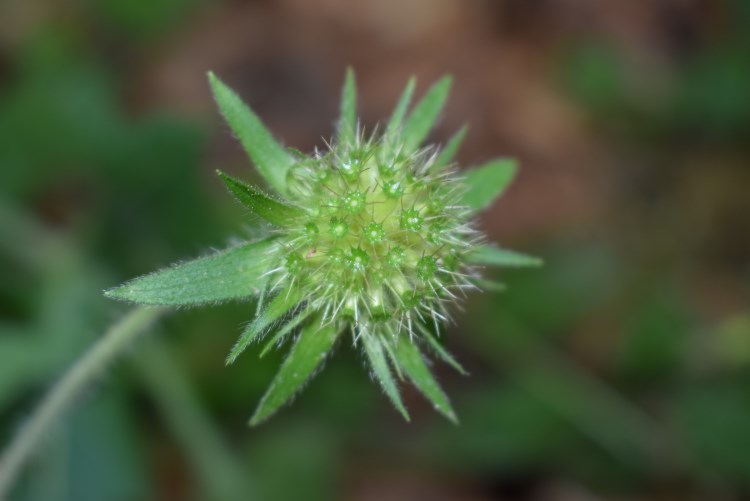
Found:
433,125 -> 468,170
217,170 -> 304,227
362,333 -> 410,421
394,337 -> 457,423
401,76 -> 452,151
385,77 -> 416,142
208,72 -> 294,195
338,67 -> 357,148
467,245 -> 542,268
461,158 -> 517,212
249,320 -> 341,425
226,285 -> 302,364
105,239 -> 275,306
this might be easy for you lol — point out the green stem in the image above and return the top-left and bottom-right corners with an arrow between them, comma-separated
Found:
133,339 -> 252,501
0,306 -> 164,497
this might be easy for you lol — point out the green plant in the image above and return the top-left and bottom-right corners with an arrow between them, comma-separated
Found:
105,69 -> 539,424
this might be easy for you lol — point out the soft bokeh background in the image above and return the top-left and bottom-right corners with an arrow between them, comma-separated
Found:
1,0 -> 749,499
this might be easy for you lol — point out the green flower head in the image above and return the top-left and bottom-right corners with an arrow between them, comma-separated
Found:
105,68 -> 540,425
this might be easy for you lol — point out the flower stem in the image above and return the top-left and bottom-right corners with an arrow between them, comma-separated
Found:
0,306 -> 165,498
133,338 -> 252,501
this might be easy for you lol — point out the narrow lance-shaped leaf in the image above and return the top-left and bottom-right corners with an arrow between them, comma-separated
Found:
380,334 -> 404,380
433,125 -> 468,170
394,336 -> 458,423
467,245 -> 543,268
338,67 -> 357,148
104,239 -> 275,306
461,158 -> 517,212
208,72 -> 294,196
385,77 -> 416,141
217,170 -> 305,227
362,333 -> 410,421
250,320 -> 342,425
415,323 -> 467,375
259,309 -> 310,358
401,76 -> 453,151
226,285 -> 303,365
472,278 -> 507,292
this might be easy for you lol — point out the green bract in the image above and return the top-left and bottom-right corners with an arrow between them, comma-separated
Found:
105,69 -> 540,425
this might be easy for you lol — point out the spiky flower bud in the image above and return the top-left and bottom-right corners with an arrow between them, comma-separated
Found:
105,69 -> 540,425
279,134 -> 477,335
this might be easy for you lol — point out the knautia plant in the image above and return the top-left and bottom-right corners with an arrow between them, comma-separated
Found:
105,69 -> 539,425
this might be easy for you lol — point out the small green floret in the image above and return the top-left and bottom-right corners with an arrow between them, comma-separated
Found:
329,218 -> 349,238
285,253 -> 304,274
382,179 -> 405,198
386,246 -> 406,267
399,208 -> 424,231
416,256 -> 438,281
304,222 -> 319,237
346,247 -> 370,274
364,222 -> 385,244
341,190 -> 366,214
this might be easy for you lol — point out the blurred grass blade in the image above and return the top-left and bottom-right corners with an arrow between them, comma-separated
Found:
394,337 -> 457,423
433,125 -> 468,170
461,158 -> 517,211
338,67 -> 357,148
249,320 -> 342,425
217,170 -> 305,227
401,76 -> 452,151
227,285 -> 302,365
362,333 -> 410,421
208,72 -> 294,196
468,245 -> 543,268
105,239 -> 275,305
415,323 -> 467,375
385,77 -> 416,140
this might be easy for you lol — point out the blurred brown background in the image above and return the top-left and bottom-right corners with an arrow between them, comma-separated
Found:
1,0 -> 749,500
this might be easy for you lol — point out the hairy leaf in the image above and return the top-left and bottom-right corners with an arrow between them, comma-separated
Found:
394,336 -> 457,423
468,245 -> 543,268
105,239 -> 275,306
401,76 -> 452,151
362,333 -> 409,420
208,72 -> 294,196
226,285 -> 302,365
472,278 -> 507,292
259,309 -> 310,358
434,125 -> 468,169
217,170 -> 305,227
385,77 -> 416,141
250,320 -> 341,425
415,323 -> 467,375
338,67 -> 357,148
461,158 -> 517,211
